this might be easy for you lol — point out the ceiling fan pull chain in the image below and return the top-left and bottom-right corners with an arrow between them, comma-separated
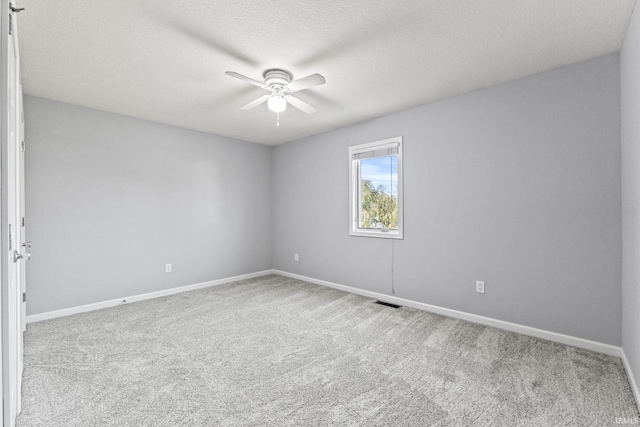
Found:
277,112 -> 280,127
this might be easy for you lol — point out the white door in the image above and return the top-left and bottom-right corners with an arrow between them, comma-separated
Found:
16,75 -> 25,416
2,1 -> 24,424
19,83 -> 26,336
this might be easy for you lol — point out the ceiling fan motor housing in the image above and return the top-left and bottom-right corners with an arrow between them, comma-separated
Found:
263,69 -> 292,88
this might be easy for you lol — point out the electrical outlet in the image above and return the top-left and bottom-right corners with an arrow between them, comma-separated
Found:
294,253 -> 299,261
166,264 -> 172,273
476,280 -> 485,294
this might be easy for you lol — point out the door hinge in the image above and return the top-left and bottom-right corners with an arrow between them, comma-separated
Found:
22,217 -> 25,227
22,292 -> 26,303
21,140 -> 25,152
8,4 -> 24,36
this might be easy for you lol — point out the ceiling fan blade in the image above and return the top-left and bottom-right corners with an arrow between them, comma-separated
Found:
225,71 -> 268,90
287,73 -> 326,93
286,95 -> 317,114
240,94 -> 270,110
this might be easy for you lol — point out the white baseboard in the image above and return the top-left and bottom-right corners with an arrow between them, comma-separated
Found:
26,270 -> 275,324
274,270 -> 623,358
622,349 -> 640,410
25,268 -> 637,407
27,268 -> 623,360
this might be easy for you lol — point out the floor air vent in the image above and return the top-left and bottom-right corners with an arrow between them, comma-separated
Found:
375,301 -> 402,309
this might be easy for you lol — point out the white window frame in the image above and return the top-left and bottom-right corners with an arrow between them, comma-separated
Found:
349,136 -> 403,239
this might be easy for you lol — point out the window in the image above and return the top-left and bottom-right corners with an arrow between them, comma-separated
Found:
349,137 -> 403,239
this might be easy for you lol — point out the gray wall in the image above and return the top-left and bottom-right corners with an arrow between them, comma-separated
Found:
272,54 -> 622,345
25,96 -> 272,315
26,53 -> 624,348
621,2 -> 640,395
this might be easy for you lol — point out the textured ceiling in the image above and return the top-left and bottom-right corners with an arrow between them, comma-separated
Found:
17,0 -> 637,146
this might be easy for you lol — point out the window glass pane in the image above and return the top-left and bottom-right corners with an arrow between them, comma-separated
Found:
358,154 -> 398,230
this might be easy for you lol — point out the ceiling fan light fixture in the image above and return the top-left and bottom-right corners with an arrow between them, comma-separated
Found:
227,69 -> 325,116
268,93 -> 287,113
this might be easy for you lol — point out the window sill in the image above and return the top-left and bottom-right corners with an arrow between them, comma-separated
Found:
350,229 -> 403,240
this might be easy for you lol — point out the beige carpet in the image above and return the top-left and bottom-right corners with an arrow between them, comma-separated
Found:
17,274 -> 639,426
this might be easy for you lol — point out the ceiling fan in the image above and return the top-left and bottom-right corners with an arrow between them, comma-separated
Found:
225,69 -> 326,116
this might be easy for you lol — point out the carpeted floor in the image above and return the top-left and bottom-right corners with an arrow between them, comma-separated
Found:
17,274 -> 639,426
